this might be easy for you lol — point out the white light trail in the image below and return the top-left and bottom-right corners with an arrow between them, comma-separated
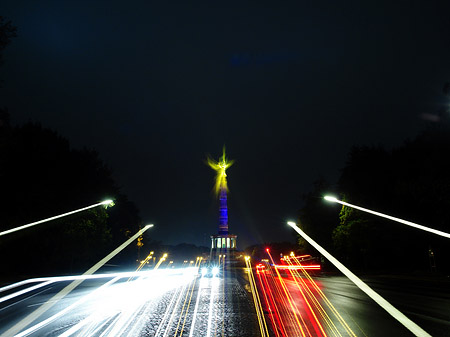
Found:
59,269 -> 195,337
14,276 -> 121,337
324,196 -> 450,239
287,221 -> 431,337
0,200 -> 114,237
154,272 -> 186,337
188,278 -> 206,337
2,224 -> 153,337
0,280 -> 54,304
206,278 -> 220,337
0,270 -> 158,304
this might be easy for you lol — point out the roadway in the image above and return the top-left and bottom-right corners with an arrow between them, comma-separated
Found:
0,267 -> 260,337
1,266 -> 449,336
255,268 -> 450,337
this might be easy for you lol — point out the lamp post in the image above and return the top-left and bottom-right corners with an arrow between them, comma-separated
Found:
0,199 -> 114,237
324,196 -> 450,239
287,221 -> 430,337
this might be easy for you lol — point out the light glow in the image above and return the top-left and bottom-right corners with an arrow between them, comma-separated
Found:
323,196 -> 338,202
207,147 -> 234,196
324,196 -> 450,239
4,224 -> 154,337
287,221 -> 431,337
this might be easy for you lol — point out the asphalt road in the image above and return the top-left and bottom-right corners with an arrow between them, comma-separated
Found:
0,267 -> 260,337
1,268 -> 449,337
256,269 -> 450,337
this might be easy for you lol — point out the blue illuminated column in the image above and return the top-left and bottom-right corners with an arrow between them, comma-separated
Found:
218,187 -> 229,235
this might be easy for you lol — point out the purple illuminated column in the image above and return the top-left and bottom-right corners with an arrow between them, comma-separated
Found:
218,187 -> 229,235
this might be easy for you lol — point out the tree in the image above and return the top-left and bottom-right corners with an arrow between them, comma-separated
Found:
0,123 -> 141,277
297,178 -> 339,254
335,129 -> 450,272
0,16 -> 16,89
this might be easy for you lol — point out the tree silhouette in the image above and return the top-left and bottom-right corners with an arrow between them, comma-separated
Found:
0,123 -> 141,278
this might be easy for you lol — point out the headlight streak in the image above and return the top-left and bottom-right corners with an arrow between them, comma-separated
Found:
132,250 -> 154,275
154,253 -> 168,271
58,269 -> 196,337
153,267 -> 199,337
173,259 -> 201,337
14,276 -> 122,337
0,200 -> 114,237
129,268 -> 198,337
4,266 -> 233,337
324,196 -> 450,239
287,221 -> 431,337
0,280 -> 54,305
221,255 -> 226,337
188,276 -> 207,337
2,225 -> 154,337
245,257 -> 270,337
161,278 -> 190,337
0,270 -> 157,304
206,277 -> 220,337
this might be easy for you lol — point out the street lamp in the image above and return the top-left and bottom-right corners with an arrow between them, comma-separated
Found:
287,221 -> 430,337
324,196 -> 450,239
0,199 -> 115,237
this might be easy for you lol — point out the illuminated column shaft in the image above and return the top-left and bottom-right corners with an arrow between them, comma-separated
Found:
218,187 -> 229,235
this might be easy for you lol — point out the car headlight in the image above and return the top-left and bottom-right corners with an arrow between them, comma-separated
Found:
212,266 -> 219,276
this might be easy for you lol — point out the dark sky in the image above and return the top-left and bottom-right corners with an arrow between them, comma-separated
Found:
1,1 -> 449,249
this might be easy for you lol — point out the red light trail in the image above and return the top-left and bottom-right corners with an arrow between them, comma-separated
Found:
250,251 -> 358,337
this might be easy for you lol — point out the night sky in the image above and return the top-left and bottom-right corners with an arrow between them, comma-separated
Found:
1,1 -> 449,249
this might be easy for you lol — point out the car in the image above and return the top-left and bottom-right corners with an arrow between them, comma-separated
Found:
200,265 -> 220,278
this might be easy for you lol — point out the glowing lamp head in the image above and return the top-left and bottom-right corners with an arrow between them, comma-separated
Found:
287,221 -> 296,227
324,196 -> 338,203
102,199 -> 115,208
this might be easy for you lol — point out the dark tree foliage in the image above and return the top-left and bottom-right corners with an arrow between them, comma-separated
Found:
0,123 -> 141,279
0,16 -> 16,125
297,178 -> 339,254
0,16 -> 16,66
334,126 -> 450,272
297,83 -> 450,273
